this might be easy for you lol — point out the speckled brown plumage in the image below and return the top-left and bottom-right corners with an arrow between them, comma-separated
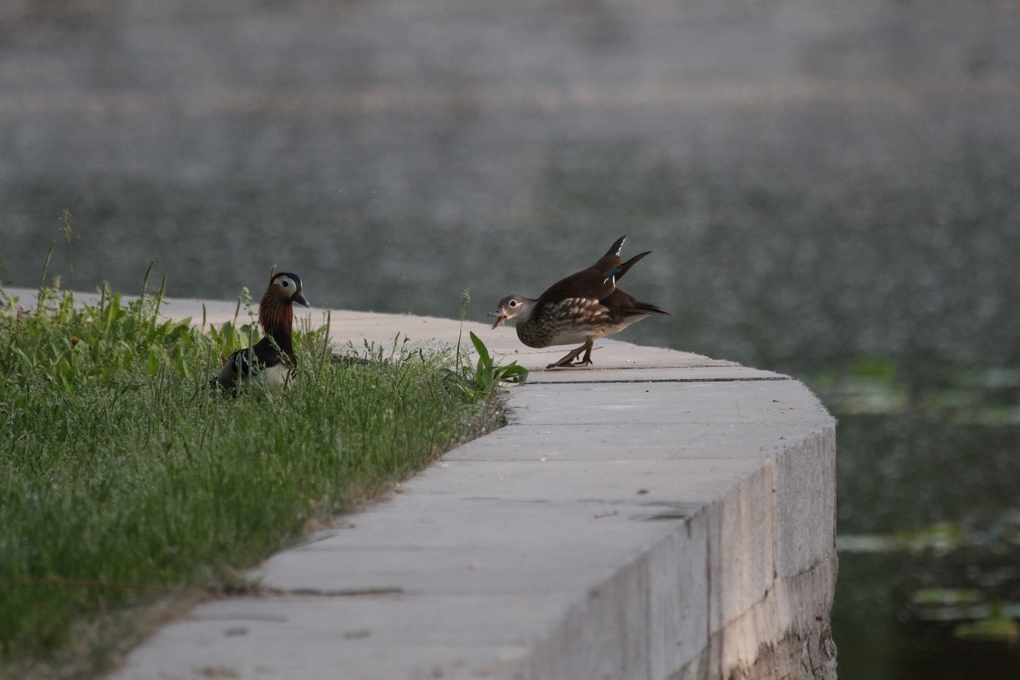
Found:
489,236 -> 668,368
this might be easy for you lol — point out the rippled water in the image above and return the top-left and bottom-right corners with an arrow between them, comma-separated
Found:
2,1 -> 1020,676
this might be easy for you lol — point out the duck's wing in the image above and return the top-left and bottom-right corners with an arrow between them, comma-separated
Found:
214,337 -> 291,390
215,347 -> 250,389
535,236 -> 632,310
602,288 -> 670,322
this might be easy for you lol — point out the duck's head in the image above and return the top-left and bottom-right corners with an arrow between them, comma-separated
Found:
488,294 -> 532,329
259,272 -> 310,335
266,272 -> 310,308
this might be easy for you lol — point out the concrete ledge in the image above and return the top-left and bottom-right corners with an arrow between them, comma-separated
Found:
5,289 -> 835,679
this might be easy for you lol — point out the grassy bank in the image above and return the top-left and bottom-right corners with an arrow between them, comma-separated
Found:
0,281 -> 505,678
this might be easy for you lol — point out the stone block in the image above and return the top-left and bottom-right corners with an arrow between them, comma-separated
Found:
707,462 -> 776,634
773,428 -> 837,579
528,557 -> 650,680
648,513 -> 711,678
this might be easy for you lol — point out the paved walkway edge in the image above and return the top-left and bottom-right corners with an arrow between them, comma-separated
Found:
524,424 -> 838,680
7,289 -> 836,679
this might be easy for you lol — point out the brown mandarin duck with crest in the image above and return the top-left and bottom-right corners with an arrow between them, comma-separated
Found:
215,272 -> 310,390
489,236 -> 669,369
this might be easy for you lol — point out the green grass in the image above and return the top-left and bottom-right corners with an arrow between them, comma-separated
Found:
0,279 -> 505,678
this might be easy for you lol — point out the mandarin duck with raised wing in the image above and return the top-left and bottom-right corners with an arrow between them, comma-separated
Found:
215,272 -> 310,390
489,236 -> 669,369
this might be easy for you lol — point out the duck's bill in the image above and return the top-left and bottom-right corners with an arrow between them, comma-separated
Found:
488,310 -> 506,329
293,291 -> 311,307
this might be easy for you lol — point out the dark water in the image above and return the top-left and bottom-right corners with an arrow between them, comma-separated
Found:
3,1 -> 1020,676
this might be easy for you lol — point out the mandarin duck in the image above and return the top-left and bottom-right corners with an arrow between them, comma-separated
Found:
489,236 -> 668,368
215,272 -> 310,390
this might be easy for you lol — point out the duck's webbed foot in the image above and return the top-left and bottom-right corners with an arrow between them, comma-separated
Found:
546,339 -> 594,369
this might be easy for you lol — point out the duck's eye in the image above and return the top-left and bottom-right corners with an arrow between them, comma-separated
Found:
508,300 -> 517,308
281,280 -> 290,288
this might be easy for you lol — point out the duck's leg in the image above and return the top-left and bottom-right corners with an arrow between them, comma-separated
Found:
578,339 -> 595,366
546,338 -> 594,369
